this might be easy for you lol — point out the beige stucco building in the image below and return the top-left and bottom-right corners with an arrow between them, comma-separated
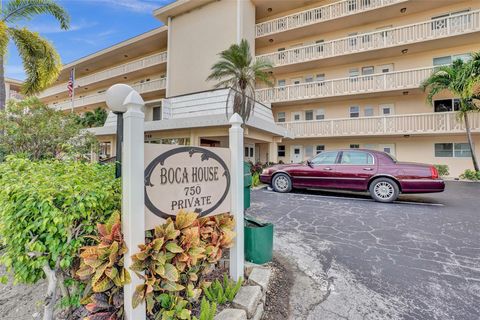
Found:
38,0 -> 480,177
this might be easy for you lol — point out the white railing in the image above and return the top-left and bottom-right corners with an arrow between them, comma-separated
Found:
256,66 -> 436,103
257,10 -> 480,66
255,0 -> 406,37
278,112 -> 480,138
162,88 -> 274,123
40,51 -> 167,98
52,78 -> 166,111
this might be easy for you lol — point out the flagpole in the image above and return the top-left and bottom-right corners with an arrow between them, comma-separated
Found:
71,67 -> 75,113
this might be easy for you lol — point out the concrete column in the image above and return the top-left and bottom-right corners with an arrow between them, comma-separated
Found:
268,141 -> 278,163
122,91 -> 146,320
229,113 -> 244,281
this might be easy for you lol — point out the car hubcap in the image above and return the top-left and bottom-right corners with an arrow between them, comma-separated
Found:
374,182 -> 394,200
275,176 -> 289,191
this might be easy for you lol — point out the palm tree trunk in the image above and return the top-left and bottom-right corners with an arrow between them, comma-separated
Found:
0,55 -> 6,111
464,112 -> 479,171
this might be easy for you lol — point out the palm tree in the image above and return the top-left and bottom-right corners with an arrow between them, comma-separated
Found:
77,107 -> 108,128
421,56 -> 480,171
207,39 -> 273,123
0,0 -> 70,110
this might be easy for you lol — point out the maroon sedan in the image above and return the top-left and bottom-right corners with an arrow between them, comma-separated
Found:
260,149 -> 445,203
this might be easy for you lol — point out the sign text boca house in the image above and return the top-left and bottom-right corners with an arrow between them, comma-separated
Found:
144,144 -> 231,229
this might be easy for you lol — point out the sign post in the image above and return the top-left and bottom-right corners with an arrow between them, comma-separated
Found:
229,113 -> 245,281
106,85 -> 146,320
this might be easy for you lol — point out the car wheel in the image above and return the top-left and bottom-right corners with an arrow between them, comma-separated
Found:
369,178 -> 399,203
272,173 -> 292,193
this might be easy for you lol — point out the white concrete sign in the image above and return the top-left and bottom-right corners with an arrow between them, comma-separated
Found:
144,144 -> 231,230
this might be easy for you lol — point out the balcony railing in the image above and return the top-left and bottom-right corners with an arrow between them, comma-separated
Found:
40,51 -> 167,98
52,78 -> 166,111
257,10 -> 480,66
256,66 -> 436,103
278,112 -> 480,138
255,0 -> 405,37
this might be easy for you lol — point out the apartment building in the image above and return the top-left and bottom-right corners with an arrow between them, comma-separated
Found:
4,78 -> 24,102
39,0 -> 480,177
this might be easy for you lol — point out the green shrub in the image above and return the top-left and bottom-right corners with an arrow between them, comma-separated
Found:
203,274 -> 243,304
459,169 -> 480,181
193,297 -> 216,320
0,157 -> 120,317
434,165 -> 449,177
251,172 -> 260,188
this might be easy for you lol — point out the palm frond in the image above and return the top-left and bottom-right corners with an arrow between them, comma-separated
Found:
2,0 -> 70,30
8,27 -> 61,95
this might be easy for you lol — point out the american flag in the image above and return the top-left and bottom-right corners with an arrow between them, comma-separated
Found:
67,68 -> 75,97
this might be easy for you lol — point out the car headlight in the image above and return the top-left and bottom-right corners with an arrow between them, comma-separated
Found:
262,168 -> 271,175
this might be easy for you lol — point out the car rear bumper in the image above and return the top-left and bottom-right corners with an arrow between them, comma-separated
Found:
400,179 -> 445,193
260,174 -> 272,184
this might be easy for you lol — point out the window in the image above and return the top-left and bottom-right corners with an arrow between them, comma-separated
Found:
435,143 -> 472,157
316,145 -> 325,154
377,64 -> 394,73
316,73 -> 325,82
350,106 -> 360,118
152,106 -> 162,121
452,53 -> 471,63
305,110 -> 314,121
305,75 -> 314,83
99,142 -> 111,159
316,109 -> 325,120
348,33 -> 357,47
454,143 -> 471,157
433,56 -> 452,66
340,151 -> 374,165
278,145 -> 286,157
380,104 -> 394,115
350,144 -> 360,149
362,66 -> 374,75
278,79 -> 286,86
434,99 -> 460,112
277,112 -> 286,122
311,151 -> 339,165
305,146 -> 314,158
364,106 -> 374,117
244,146 -> 254,158
146,138 -> 190,145
349,68 -> 359,77
292,112 -> 301,121
292,78 -> 302,85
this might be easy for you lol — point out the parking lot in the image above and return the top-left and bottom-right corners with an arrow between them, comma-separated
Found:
248,181 -> 480,320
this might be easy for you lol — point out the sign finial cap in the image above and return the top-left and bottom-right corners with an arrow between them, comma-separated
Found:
229,113 -> 243,125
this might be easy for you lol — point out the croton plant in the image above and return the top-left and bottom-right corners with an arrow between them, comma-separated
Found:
131,211 -> 235,316
76,211 -> 131,320
77,211 -> 235,319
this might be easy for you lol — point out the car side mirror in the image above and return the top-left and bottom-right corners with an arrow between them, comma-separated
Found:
307,160 -> 313,168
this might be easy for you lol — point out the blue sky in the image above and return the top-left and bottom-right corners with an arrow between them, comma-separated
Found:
5,0 -> 175,80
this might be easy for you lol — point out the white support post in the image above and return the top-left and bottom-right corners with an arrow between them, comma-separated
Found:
122,91 -> 146,320
229,113 -> 245,281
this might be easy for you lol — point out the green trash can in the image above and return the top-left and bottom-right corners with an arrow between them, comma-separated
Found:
244,162 -> 252,210
244,216 -> 273,264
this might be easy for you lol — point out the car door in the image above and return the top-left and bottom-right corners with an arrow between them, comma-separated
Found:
335,151 -> 377,190
294,151 -> 340,188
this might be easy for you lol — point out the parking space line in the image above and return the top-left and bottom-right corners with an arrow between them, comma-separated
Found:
261,189 -> 444,207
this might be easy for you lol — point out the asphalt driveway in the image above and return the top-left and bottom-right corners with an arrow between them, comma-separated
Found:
248,181 -> 480,320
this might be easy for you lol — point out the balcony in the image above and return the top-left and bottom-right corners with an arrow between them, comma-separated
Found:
52,78 -> 166,111
257,10 -> 480,70
256,66 -> 435,104
40,51 -> 167,98
256,0 -> 406,38
278,112 -> 480,138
